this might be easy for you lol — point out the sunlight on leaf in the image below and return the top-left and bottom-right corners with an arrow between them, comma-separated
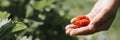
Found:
0,0 -> 10,7
12,22 -> 27,32
26,5 -> 34,17
0,11 -> 10,21
0,11 -> 10,28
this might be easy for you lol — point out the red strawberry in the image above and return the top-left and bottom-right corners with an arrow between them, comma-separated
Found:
72,15 -> 90,27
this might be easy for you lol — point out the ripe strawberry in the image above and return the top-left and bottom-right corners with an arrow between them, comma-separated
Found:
72,15 -> 90,27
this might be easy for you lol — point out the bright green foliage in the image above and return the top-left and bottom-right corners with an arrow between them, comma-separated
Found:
0,0 -> 10,7
0,11 -> 10,21
12,22 -> 27,32
0,11 -> 27,40
0,0 -> 76,40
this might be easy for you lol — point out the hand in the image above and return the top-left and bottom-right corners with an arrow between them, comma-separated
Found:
65,0 -> 120,36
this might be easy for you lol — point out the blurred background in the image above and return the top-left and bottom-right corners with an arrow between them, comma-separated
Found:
0,0 -> 120,40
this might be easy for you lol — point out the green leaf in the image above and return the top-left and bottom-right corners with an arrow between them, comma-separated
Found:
0,0 -> 10,7
26,5 -> 34,17
12,22 -> 27,32
0,19 -> 11,28
0,11 -> 10,21
0,21 -> 15,40
0,11 -> 11,28
32,0 -> 56,11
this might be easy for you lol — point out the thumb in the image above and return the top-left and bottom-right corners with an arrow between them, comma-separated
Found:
70,18 -> 76,23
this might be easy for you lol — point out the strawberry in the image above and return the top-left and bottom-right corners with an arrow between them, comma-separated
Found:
72,15 -> 90,27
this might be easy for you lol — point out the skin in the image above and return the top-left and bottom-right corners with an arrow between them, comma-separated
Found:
65,0 -> 120,36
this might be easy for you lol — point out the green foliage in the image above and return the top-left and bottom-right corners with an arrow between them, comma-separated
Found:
0,11 -> 10,21
0,21 -> 15,40
0,11 -> 27,40
0,0 -> 10,7
12,22 -> 27,32
32,0 -> 56,11
0,0 -> 77,40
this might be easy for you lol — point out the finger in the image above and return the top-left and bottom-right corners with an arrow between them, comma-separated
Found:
66,28 -> 74,35
69,25 -> 95,36
70,18 -> 76,23
65,24 -> 77,30
69,27 -> 89,36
